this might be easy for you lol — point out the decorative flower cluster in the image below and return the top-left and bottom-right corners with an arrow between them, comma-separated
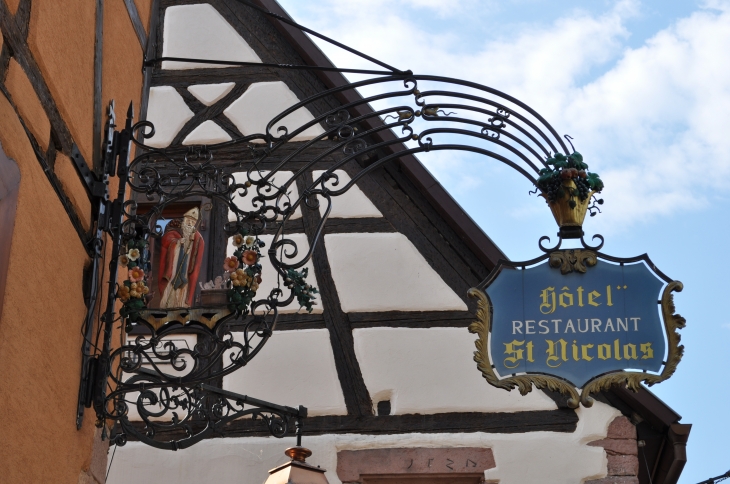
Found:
536,152 -> 604,208
225,233 -> 264,315
117,238 -> 149,323
285,267 -> 318,313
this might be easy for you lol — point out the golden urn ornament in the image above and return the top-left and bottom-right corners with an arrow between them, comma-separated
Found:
536,152 -> 604,237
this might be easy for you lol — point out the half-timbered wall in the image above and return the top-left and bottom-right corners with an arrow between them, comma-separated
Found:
107,3 -> 644,484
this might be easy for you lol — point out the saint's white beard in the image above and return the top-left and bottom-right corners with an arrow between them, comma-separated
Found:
181,221 -> 195,241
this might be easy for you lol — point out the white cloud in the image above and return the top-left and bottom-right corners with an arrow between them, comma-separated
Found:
281,0 -> 730,232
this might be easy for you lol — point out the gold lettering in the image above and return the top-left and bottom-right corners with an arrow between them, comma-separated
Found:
577,286 -> 584,307
572,340 -> 579,361
581,344 -> 594,361
606,285 -> 613,306
598,344 -> 611,360
640,343 -> 654,360
588,290 -> 601,306
540,287 -> 556,314
545,339 -> 568,368
503,340 -> 525,369
559,286 -> 574,308
526,341 -> 534,362
614,339 -> 622,360
623,343 -> 638,360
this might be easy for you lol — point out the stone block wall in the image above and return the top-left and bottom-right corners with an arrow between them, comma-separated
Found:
586,416 -> 639,484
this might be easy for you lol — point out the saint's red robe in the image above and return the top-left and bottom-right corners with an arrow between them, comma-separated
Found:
158,228 -> 205,307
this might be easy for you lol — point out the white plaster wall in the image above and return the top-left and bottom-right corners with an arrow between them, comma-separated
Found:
183,120 -> 232,145
229,171 -> 302,220
145,86 -> 194,148
188,82 -> 236,106
222,329 -> 347,416
226,233 -> 322,314
162,4 -> 262,69
354,327 -> 557,414
224,81 -> 325,141
109,402 -> 620,484
325,233 -> 467,312
312,170 -> 382,219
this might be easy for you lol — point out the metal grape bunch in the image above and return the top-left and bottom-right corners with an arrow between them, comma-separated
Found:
536,152 -> 604,209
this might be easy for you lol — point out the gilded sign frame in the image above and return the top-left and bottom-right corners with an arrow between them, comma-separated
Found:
468,249 -> 686,408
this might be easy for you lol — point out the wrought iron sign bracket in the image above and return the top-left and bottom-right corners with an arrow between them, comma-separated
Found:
70,144 -> 109,201
70,2 -> 672,445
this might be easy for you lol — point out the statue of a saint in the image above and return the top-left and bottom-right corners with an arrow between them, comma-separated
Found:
158,207 -> 205,308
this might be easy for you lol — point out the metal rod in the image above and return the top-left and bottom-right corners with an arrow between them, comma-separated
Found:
94,102 -> 134,424
232,0 -> 405,74
697,470 -> 730,484
198,383 -> 303,417
295,417 -> 302,447
143,56 -> 398,76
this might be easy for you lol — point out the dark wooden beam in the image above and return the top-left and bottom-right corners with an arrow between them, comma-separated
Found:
151,67 -> 279,88
123,409 -> 579,443
171,82 -> 248,145
239,409 -> 579,436
0,1 -> 78,155
348,310 -> 474,329
0,43 -> 10,84
296,174 -> 373,417
123,0 -> 148,51
230,312 -> 327,331
0,85 -> 92,253
322,217 -> 394,234
14,0 -> 31,39
92,0 -> 103,170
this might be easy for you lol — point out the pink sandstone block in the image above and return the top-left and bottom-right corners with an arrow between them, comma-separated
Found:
337,448 -> 495,483
606,416 -> 637,440
607,455 -> 640,476
585,477 -> 639,484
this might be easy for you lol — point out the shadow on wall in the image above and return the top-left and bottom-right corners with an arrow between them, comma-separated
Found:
0,141 -> 21,320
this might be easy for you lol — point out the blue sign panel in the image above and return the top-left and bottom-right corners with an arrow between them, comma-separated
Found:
485,260 -> 666,387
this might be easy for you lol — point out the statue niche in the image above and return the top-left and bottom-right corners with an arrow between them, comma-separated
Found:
158,207 -> 205,308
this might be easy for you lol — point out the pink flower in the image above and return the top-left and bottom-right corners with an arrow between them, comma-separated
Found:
128,267 -> 145,282
223,256 -> 240,273
242,250 -> 258,266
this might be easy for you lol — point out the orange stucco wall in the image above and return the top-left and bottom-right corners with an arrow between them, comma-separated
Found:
0,90 -> 95,484
27,1 -> 97,164
103,0 -> 145,126
0,0 -> 152,482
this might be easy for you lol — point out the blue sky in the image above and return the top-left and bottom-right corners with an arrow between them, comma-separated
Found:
278,0 -> 730,481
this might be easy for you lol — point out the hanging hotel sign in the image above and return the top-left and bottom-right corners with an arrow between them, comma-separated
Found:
469,249 -> 685,408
